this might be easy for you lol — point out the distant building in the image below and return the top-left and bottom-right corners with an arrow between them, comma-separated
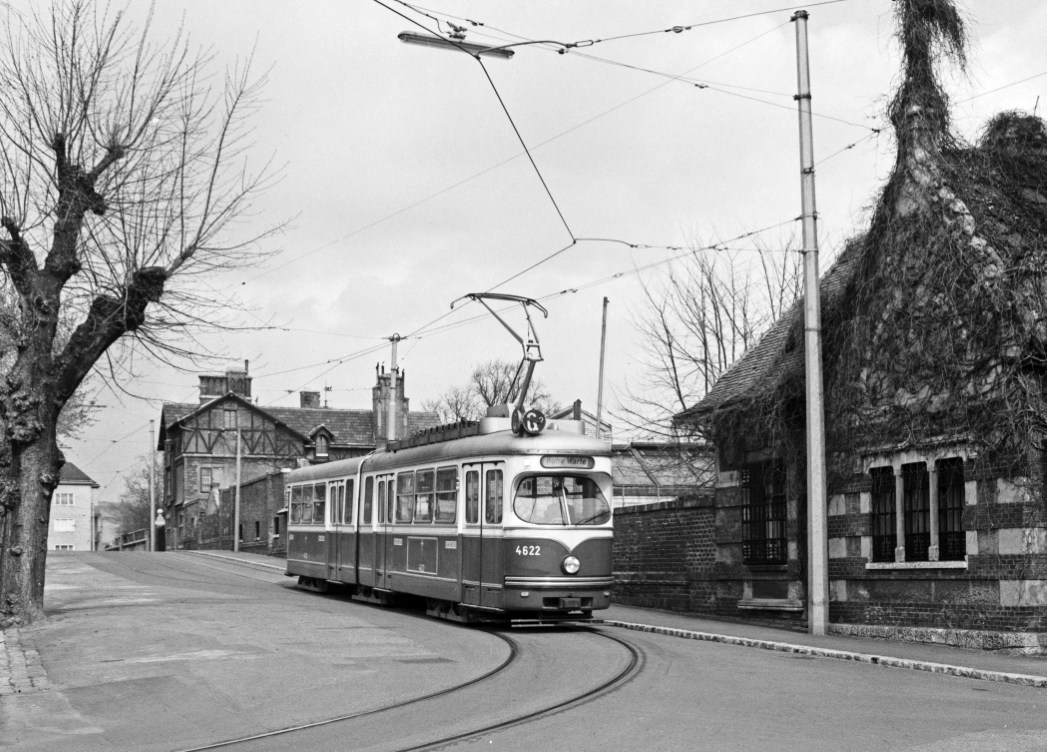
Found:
158,363 -> 439,552
549,401 -> 612,445
92,501 -> 121,551
611,442 -> 714,507
50,462 -> 99,551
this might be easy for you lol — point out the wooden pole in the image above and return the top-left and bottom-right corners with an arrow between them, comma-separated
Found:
595,297 -> 609,440
149,420 -> 156,552
234,411 -> 242,553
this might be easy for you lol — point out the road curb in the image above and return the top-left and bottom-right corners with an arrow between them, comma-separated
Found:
594,619 -> 1047,688
183,550 -> 287,571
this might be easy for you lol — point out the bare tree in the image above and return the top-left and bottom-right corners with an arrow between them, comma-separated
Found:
115,454 -> 160,537
621,242 -> 802,437
424,358 -> 562,423
0,1 -> 279,626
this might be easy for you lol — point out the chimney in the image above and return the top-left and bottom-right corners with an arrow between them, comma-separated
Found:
572,399 -> 582,420
300,391 -> 321,409
198,363 -> 253,403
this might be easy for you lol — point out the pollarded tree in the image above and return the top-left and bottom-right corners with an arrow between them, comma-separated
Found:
0,1 -> 279,626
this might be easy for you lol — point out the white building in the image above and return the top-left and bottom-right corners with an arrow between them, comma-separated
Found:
50,462 -> 100,551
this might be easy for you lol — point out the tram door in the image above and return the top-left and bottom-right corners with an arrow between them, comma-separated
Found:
461,462 -> 505,609
376,476 -> 394,589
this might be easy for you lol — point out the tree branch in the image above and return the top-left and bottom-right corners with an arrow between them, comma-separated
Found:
53,266 -> 167,404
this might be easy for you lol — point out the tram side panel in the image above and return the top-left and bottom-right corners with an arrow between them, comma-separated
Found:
286,483 -> 327,580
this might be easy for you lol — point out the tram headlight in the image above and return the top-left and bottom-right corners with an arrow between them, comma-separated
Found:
562,556 -> 581,575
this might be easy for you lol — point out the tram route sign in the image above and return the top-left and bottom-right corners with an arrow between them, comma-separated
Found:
512,407 -> 546,436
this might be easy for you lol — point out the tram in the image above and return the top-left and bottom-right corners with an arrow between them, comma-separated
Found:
284,411 -> 614,622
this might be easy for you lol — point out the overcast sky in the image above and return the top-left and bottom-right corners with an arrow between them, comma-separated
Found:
29,0 -> 1044,501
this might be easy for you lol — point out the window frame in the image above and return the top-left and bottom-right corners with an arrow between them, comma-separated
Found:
435,467 -> 458,524
902,462 -> 930,562
396,472 -> 415,523
870,467 -> 897,563
937,458 -> 966,561
740,461 -> 787,565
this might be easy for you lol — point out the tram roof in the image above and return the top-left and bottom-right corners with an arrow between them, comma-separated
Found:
286,427 -> 611,484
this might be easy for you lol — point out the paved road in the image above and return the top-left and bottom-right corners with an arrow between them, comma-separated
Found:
6,552 -> 1047,751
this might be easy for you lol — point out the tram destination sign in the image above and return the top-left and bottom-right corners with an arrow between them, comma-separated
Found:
541,455 -> 595,469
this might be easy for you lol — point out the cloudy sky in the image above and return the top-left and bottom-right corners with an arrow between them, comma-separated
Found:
26,0 -> 1044,502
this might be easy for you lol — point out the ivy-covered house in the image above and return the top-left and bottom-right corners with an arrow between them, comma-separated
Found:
674,2 -> 1047,648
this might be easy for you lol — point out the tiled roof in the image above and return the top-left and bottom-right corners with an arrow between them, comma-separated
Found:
60,461 -> 99,487
159,396 -> 440,448
675,240 -> 861,425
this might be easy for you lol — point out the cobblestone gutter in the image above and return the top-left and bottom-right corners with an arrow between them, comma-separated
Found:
0,629 -> 49,696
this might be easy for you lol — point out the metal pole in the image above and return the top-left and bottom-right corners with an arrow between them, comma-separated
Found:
793,10 -> 829,636
388,335 -> 400,443
149,420 -> 156,552
234,412 -> 242,553
595,297 -> 609,440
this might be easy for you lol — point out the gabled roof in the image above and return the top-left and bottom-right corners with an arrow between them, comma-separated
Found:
159,393 -> 440,450
60,461 -> 99,488
549,404 -> 611,430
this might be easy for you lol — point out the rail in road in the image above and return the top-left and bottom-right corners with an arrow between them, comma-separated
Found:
171,627 -> 640,752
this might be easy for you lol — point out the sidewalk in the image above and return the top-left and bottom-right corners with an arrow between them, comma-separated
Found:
599,603 -> 1047,686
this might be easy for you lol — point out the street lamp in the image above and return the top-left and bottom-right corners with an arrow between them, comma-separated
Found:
398,32 -> 515,59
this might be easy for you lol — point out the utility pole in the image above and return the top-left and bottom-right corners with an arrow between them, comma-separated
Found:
793,9 -> 829,636
149,420 -> 156,552
234,409 -> 242,553
595,297 -> 609,440
387,335 -> 401,444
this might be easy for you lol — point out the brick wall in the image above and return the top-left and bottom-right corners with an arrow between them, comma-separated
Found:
192,471 -> 286,556
612,496 -> 719,613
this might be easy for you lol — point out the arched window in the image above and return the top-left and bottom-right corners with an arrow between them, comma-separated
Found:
315,435 -> 329,456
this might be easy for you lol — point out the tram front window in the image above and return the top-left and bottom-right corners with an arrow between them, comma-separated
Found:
514,475 -> 611,526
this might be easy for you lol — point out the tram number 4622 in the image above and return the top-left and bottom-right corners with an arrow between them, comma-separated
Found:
515,545 -> 541,556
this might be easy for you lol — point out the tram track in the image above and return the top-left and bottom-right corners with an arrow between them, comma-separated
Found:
98,552 -> 286,587
168,626 -> 642,752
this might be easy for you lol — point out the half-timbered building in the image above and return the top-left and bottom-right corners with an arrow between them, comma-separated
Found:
158,364 -> 439,551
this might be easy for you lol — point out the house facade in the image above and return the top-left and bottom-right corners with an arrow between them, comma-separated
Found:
158,364 -> 439,552
669,111 -> 1047,647
49,462 -> 99,551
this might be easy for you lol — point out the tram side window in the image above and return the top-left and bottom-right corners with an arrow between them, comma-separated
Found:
345,480 -> 355,525
415,470 -> 434,523
377,480 -> 386,524
465,471 -> 479,524
363,477 -> 374,525
387,480 -> 396,523
329,484 -> 342,524
396,472 -> 415,523
435,467 -> 457,524
291,485 -> 303,524
302,484 -> 315,524
312,483 -> 326,525
485,469 -> 503,525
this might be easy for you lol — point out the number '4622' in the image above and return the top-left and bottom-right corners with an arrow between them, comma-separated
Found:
515,545 -> 540,556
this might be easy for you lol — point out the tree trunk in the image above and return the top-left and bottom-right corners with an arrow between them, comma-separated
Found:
0,389 -> 62,627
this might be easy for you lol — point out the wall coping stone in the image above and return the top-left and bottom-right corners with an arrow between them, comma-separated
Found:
613,496 -> 715,515
865,560 -> 967,570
